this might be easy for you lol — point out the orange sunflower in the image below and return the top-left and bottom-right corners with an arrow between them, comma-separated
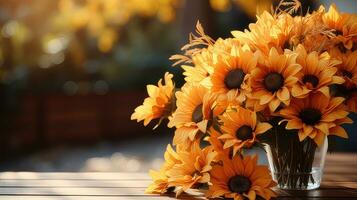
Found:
232,11 -> 278,54
210,45 -> 257,103
279,93 -> 352,145
322,4 -> 357,51
205,128 -> 230,160
213,37 -> 242,55
289,10 -> 329,52
249,48 -> 301,112
291,45 -> 344,98
131,72 -> 175,127
219,106 -> 272,156
182,48 -> 214,88
167,141 -> 217,197
146,144 -> 181,194
207,155 -> 276,200
330,49 -> 357,87
168,84 -> 216,145
232,10 -> 320,54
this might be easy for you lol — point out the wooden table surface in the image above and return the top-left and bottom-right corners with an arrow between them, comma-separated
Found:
0,153 -> 356,200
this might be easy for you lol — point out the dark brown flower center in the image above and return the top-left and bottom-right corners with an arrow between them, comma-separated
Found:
299,108 -> 322,125
283,40 -> 292,50
224,69 -> 246,89
303,74 -> 319,88
236,125 -> 253,141
342,70 -> 353,79
192,104 -> 203,123
264,72 -> 284,92
228,175 -> 251,194
335,30 -> 343,36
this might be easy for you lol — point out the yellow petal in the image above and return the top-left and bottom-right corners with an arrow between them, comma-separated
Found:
260,93 -> 274,105
313,131 -> 326,146
223,139 -> 236,149
329,126 -> 348,138
286,119 -> 303,129
269,98 -> 281,112
318,86 -> 330,97
255,123 -> 272,134
315,123 -> 329,134
197,120 -> 208,133
277,87 -> 290,101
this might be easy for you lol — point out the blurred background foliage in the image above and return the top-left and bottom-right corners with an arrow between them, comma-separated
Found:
0,0 -> 356,166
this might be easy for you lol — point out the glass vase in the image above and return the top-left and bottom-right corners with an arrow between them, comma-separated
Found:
264,130 -> 328,190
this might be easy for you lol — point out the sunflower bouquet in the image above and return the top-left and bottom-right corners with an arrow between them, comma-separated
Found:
131,1 -> 357,199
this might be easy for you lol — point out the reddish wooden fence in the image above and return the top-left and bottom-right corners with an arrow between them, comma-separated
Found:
0,91 -> 149,158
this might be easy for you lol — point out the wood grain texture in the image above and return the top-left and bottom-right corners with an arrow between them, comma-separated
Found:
0,153 -> 356,200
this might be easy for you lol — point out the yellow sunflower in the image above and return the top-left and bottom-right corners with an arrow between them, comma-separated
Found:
146,169 -> 171,194
330,49 -> 357,87
131,72 -> 175,127
322,4 -> 357,51
146,144 -> 181,194
210,45 -> 257,103
213,37 -> 242,55
167,141 -> 217,197
182,48 -> 214,88
219,106 -> 272,156
279,93 -> 352,145
205,128 -> 230,160
232,11 -> 278,54
168,84 -> 216,145
232,11 -> 318,54
181,38 -> 241,89
291,45 -> 344,98
249,48 -> 301,112
207,155 -> 276,200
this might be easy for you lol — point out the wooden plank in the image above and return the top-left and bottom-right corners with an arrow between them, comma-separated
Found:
276,188 -> 357,198
322,181 -> 357,189
0,186 -> 355,198
0,180 -> 151,188
323,174 -> 357,182
324,166 -> 357,174
0,187 -> 205,197
0,172 -> 150,180
325,153 -> 357,162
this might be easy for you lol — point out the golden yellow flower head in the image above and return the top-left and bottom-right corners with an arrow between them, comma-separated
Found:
205,128 -> 230,161
207,154 -> 276,200
291,45 -> 344,98
210,45 -> 257,103
181,48 -> 214,88
322,4 -> 357,51
232,11 -> 278,54
330,49 -> 357,87
145,144 -> 181,194
279,93 -> 352,145
166,141 -> 217,197
168,84 -> 216,145
248,48 -> 301,112
329,49 -> 357,113
219,106 -> 272,156
131,72 -> 175,127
